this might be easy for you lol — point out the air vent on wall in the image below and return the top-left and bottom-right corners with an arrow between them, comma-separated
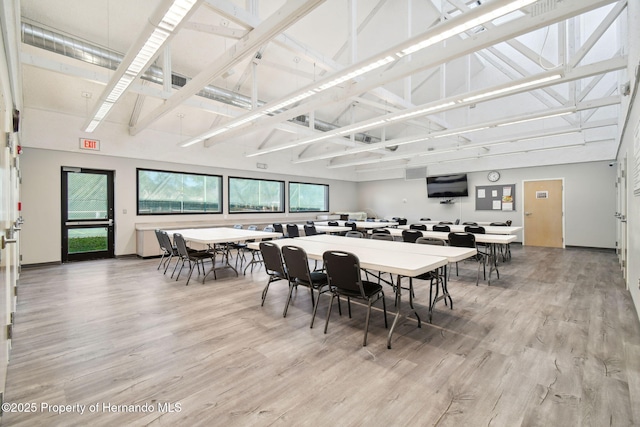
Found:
405,166 -> 427,180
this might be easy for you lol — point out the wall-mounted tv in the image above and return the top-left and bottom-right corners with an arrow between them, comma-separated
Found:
426,173 -> 469,198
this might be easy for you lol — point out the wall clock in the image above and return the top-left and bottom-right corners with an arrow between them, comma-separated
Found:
487,170 -> 501,182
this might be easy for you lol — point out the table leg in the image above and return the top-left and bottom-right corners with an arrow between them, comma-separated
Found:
387,274 -> 421,349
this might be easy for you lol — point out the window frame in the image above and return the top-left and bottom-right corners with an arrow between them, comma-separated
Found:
288,181 -> 330,213
136,168 -> 223,215
228,176 -> 285,214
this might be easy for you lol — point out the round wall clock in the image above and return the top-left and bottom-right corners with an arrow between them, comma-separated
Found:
487,170 -> 501,182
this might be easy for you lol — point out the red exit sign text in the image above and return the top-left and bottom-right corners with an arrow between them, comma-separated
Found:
79,138 -> 100,151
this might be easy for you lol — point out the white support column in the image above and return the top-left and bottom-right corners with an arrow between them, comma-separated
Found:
404,0 -> 412,103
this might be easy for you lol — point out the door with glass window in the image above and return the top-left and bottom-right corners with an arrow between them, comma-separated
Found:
61,167 -> 115,262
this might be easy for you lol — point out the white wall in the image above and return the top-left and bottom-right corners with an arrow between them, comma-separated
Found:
20,148 -> 358,264
357,161 -> 617,248
616,0 -> 640,319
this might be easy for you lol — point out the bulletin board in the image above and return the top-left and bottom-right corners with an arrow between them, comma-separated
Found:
475,184 -> 516,211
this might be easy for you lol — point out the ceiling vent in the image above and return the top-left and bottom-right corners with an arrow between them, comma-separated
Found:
405,166 -> 427,180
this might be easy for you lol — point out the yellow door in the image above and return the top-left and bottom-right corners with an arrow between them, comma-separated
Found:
524,180 -> 564,248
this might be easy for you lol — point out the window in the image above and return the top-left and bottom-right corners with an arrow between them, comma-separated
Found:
137,168 -> 222,215
228,177 -> 284,213
289,182 -> 329,213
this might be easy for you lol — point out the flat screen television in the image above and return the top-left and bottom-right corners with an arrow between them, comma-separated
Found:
426,173 -> 469,198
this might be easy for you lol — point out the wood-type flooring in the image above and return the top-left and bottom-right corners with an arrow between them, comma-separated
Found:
3,244 -> 640,426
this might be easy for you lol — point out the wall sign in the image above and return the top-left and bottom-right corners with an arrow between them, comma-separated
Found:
79,138 -> 100,151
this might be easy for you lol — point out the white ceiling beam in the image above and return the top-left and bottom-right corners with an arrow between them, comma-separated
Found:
211,0 -> 618,146
182,21 -> 249,39
130,0 -> 326,136
569,0 -> 626,68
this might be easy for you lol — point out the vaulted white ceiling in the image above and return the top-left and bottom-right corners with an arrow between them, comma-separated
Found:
18,0 -> 628,181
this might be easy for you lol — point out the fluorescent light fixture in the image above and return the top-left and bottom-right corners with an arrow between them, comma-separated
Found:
339,120 -> 386,135
398,0 -> 537,57
180,127 -> 229,147
387,101 -> 456,122
462,74 -> 562,103
316,56 -> 395,92
496,110 -> 574,127
85,0 -> 199,133
432,126 -> 490,139
264,90 -> 316,114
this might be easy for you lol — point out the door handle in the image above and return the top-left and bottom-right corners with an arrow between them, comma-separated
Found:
2,235 -> 16,249
524,212 -> 532,216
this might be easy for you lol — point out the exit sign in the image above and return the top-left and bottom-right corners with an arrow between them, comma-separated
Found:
79,138 -> 100,151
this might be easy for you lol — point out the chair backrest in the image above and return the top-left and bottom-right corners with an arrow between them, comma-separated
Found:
462,222 -> 477,226
328,221 -> 339,226
234,224 -> 243,229
420,217 -> 431,221
260,242 -> 286,276
489,222 -> 507,226
371,233 -> 394,241
397,218 -> 408,226
303,224 -> 317,236
506,220 -> 513,226
448,232 -> 476,248
372,228 -> 390,234
439,221 -> 453,224
306,220 -> 315,225
464,225 -> 486,234
345,230 -> 364,238
409,224 -> 427,230
155,229 -> 168,252
323,250 -> 365,297
281,245 -> 311,284
173,233 -> 190,257
158,230 -> 176,254
286,224 -> 300,238
402,229 -> 423,243
344,221 -> 357,231
248,225 -> 258,231
272,223 -> 284,233
433,224 -> 450,232
416,236 -> 445,246
263,226 -> 275,232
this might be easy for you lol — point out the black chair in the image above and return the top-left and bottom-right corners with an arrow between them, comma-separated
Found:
303,224 -> 325,236
345,230 -> 364,238
433,224 -> 450,232
344,221 -> 357,231
464,226 -> 490,277
259,241 -> 288,306
372,228 -> 390,234
489,223 -> 511,261
155,229 -> 177,274
397,218 -> 408,226
402,229 -> 423,243
414,237 -> 450,322
410,224 -> 427,231
327,221 -> 339,226
462,222 -> 478,226
306,220 -> 315,225
286,223 -> 300,238
438,221 -> 453,225
229,224 -> 249,268
281,245 -> 330,326
272,223 -> 287,238
322,250 -> 387,346
242,226 -> 269,274
173,233 -> 215,285
448,232 -> 485,286
420,217 -> 431,221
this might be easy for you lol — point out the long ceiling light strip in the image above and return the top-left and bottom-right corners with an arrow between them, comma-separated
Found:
85,0 -> 199,133
292,107 -> 577,163
397,0 -> 537,57
189,0 -> 537,148
461,73 -> 562,103
327,129 -> 584,169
